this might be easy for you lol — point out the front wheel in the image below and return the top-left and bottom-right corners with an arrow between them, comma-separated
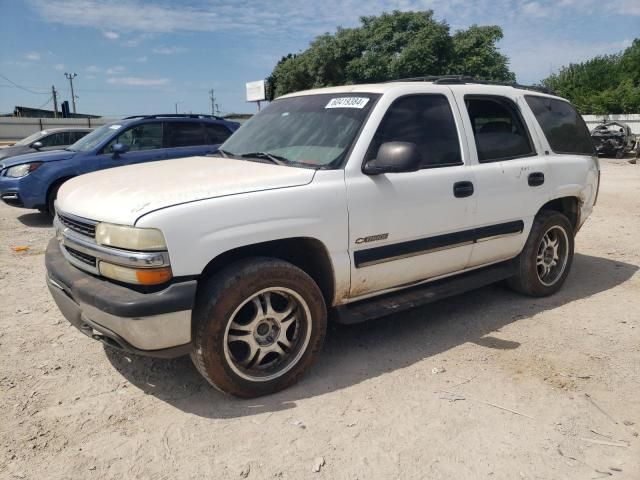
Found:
191,257 -> 327,398
507,211 -> 574,297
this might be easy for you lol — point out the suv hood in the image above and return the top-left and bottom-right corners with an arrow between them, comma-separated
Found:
57,156 -> 316,225
0,149 -> 75,169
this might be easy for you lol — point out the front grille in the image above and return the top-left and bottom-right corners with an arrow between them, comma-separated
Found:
59,214 -> 96,238
65,246 -> 97,267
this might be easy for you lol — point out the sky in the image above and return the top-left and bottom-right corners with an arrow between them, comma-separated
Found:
0,0 -> 638,117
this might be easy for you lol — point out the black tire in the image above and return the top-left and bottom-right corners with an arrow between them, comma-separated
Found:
46,181 -> 64,217
615,149 -> 625,159
191,257 -> 327,398
507,211 -> 574,297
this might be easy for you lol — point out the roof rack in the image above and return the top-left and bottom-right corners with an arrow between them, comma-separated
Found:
386,75 -> 556,95
123,114 -> 225,120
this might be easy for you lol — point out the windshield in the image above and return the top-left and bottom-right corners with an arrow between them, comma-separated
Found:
67,123 -> 121,152
14,131 -> 45,146
220,93 -> 380,168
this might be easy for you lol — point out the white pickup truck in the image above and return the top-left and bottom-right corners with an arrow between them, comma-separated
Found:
46,78 -> 599,397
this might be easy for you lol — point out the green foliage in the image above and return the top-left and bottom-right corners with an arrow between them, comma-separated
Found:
267,10 -> 515,99
542,39 -> 640,114
450,25 -> 516,82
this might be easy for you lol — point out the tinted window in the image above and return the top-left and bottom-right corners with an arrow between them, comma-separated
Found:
204,123 -> 232,144
39,132 -> 68,147
366,94 -> 462,168
69,131 -> 88,143
165,122 -> 206,147
105,122 -> 163,152
465,96 -> 534,162
525,96 -> 594,155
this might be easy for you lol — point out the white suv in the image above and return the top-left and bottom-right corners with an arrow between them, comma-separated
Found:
46,78 -> 600,397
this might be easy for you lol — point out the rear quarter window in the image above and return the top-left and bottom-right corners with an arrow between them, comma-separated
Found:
525,96 -> 594,155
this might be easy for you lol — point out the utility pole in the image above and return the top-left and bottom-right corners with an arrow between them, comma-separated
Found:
51,85 -> 59,118
64,72 -> 78,114
209,89 -> 215,116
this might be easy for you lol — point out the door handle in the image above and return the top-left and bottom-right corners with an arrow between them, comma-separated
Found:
528,172 -> 545,187
453,181 -> 474,198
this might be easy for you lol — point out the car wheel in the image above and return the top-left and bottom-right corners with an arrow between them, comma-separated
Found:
46,181 -> 64,217
507,211 -> 574,297
191,257 -> 327,398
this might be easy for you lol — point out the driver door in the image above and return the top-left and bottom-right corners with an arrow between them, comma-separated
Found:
345,92 -> 476,297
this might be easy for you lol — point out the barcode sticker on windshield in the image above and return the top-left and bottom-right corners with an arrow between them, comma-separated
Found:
325,97 -> 370,109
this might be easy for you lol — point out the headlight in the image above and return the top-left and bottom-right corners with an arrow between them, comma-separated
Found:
5,162 -> 43,178
95,223 -> 167,251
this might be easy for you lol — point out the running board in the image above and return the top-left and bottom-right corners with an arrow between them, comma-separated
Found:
334,259 -> 519,324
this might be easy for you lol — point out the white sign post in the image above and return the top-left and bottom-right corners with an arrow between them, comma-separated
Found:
246,80 -> 266,111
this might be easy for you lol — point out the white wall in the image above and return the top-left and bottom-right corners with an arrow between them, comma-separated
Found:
583,114 -> 640,135
0,117 -> 113,141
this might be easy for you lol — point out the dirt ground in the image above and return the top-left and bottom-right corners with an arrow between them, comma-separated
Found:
1,159 -> 639,480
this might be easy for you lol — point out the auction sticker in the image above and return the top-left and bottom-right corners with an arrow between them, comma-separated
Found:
325,97 -> 370,109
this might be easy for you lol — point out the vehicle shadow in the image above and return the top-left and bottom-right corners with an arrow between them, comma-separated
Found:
17,211 -> 52,228
105,253 -> 638,418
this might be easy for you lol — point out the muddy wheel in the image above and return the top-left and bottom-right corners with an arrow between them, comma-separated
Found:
191,257 -> 327,398
508,211 -> 574,297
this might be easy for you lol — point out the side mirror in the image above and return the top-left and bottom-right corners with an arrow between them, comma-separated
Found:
363,142 -> 421,175
32,141 -> 43,150
111,143 -> 130,158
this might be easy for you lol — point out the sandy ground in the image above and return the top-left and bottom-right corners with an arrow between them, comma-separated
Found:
0,159 -> 639,480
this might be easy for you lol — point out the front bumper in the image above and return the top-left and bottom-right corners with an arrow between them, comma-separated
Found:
0,174 -> 42,209
0,191 -> 23,207
45,239 -> 197,358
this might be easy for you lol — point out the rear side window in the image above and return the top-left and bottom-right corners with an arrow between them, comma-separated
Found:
525,96 -> 594,155
204,123 -> 232,144
165,122 -> 206,147
465,96 -> 535,162
366,94 -> 462,168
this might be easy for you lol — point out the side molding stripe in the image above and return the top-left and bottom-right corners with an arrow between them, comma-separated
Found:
354,220 -> 524,268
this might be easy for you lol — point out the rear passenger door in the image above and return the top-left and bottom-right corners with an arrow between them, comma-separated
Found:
452,92 -> 551,268
164,121 -> 221,158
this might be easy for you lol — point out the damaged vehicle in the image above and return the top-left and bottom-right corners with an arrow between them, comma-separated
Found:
46,79 -> 600,398
590,121 -> 636,158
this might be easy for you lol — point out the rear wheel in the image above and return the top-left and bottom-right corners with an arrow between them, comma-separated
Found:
508,211 -> 574,296
191,257 -> 327,398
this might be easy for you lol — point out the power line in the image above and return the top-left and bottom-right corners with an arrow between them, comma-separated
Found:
35,95 -> 53,110
0,73 -> 49,95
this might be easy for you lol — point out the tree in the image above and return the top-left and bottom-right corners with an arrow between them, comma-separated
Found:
450,25 -> 515,82
267,10 -> 515,99
542,39 -> 640,114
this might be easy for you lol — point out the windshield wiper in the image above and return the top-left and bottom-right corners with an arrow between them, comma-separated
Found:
215,148 -> 235,158
240,151 -> 290,166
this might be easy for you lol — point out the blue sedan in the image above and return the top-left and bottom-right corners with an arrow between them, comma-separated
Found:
0,114 -> 239,215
